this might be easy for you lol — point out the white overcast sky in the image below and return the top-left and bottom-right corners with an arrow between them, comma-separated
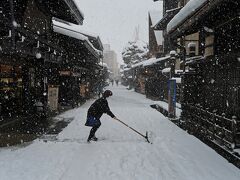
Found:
74,0 -> 162,64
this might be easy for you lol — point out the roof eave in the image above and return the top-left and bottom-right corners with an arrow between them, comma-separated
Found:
64,0 -> 84,25
154,7 -> 182,30
167,0 -> 225,38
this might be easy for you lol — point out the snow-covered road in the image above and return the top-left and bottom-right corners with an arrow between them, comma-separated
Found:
0,85 -> 239,180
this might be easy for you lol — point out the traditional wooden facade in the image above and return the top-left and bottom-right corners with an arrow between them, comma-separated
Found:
167,0 -> 240,149
52,18 -> 103,108
0,0 -> 103,123
132,56 -> 171,100
147,0 -> 183,105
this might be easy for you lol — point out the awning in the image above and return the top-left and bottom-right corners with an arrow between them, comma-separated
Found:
154,7 -> 182,30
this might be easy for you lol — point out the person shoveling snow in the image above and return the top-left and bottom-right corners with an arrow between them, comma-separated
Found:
85,90 -> 118,142
85,89 -> 151,143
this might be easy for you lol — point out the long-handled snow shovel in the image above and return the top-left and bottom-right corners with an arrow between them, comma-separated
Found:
115,118 -> 151,144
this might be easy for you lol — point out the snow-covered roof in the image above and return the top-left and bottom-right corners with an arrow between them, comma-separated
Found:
123,68 -> 131,72
143,56 -> 170,67
149,10 -> 162,27
153,7 -> 182,30
132,56 -> 170,69
154,31 -> 163,46
162,67 -> 171,73
52,18 -> 100,40
52,18 -> 102,56
131,60 -> 147,68
167,0 -> 208,33
53,19 -> 88,41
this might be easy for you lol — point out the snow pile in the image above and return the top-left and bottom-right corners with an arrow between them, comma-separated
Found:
167,0 -> 208,33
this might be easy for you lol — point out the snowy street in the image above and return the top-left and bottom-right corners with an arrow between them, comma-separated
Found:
0,85 -> 239,180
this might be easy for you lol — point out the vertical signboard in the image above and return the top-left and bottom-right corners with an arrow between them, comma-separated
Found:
168,79 -> 176,118
48,86 -> 59,111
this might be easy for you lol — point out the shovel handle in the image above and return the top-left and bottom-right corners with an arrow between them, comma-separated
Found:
115,118 -> 150,143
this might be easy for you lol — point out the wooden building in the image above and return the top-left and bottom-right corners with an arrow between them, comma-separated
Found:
153,0 -> 180,54
52,18 -> 103,108
167,0 -> 240,149
132,56 -> 170,100
0,0 -> 103,122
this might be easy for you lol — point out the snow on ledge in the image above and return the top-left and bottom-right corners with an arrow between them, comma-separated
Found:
167,0 -> 208,33
171,77 -> 182,84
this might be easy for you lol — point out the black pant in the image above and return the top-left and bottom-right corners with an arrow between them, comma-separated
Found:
88,124 -> 101,140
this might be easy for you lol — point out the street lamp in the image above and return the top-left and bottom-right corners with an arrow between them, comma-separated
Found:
170,50 -> 177,78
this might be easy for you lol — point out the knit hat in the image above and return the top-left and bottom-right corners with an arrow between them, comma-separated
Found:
103,90 -> 113,98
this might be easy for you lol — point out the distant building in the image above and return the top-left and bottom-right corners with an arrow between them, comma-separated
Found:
103,44 -> 119,79
103,44 -> 111,51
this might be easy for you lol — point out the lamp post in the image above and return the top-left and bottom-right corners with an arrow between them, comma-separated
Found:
170,50 -> 177,78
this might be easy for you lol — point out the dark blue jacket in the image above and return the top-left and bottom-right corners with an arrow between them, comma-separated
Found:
87,97 -> 115,119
